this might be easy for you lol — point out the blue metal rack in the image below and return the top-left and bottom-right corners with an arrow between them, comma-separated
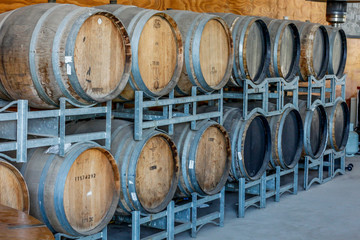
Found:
115,189 -> 225,240
113,87 -> 223,140
0,98 -> 112,163
54,227 -> 107,240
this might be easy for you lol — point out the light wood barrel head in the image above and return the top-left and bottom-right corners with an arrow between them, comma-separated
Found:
195,126 -> 228,194
138,15 -> 177,93
332,31 -> 343,75
312,28 -> 325,77
279,25 -> 295,78
74,14 -> 127,101
63,148 -> 118,233
245,22 -> 264,80
199,19 -> 229,87
0,204 -> 54,240
136,135 -> 175,211
0,160 -> 29,213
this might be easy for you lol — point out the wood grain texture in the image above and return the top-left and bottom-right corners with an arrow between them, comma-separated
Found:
0,204 -> 54,240
344,38 -> 360,101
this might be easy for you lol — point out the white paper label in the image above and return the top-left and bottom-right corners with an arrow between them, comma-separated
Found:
65,56 -> 72,63
189,160 -> 195,169
98,18 -> 102,25
131,192 -> 137,201
129,180 -> 134,185
67,64 -> 71,75
237,152 -> 242,161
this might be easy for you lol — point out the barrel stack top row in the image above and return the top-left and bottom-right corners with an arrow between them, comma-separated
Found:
0,3 -> 347,109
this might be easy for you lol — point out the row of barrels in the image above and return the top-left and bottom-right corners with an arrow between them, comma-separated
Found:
0,3 -> 347,108
0,97 -> 349,237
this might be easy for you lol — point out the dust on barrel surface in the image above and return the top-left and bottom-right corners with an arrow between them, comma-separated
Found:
0,3 -> 131,108
0,160 -> 29,213
268,107 -> 304,169
65,119 -> 180,214
98,5 -> 183,99
326,26 -> 347,78
165,10 -> 233,95
21,143 -> 120,236
172,120 -> 231,196
326,99 -> 350,152
222,107 -> 271,180
260,17 -> 300,82
214,13 -> 270,86
299,100 -> 328,158
295,21 -> 329,80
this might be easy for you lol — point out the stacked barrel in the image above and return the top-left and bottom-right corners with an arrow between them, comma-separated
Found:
0,2 -> 350,239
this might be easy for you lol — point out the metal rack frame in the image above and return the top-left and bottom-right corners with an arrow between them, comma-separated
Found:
54,227 -> 107,240
115,189 -> 225,240
0,98 -> 112,163
113,87 -> 223,140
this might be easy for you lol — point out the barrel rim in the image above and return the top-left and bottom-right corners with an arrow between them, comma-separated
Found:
276,107 -> 304,169
304,101 -> 328,158
240,112 -> 271,180
0,159 -> 30,214
328,28 -> 347,78
328,98 -> 350,151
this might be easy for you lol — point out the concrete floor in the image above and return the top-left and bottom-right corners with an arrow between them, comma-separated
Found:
108,156 -> 360,240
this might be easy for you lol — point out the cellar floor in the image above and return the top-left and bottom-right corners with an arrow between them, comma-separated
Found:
108,156 -> 360,240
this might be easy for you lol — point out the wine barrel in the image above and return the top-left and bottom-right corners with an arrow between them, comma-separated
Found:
172,120 -> 231,196
267,107 -> 304,169
214,13 -> 270,86
260,18 -> 300,82
97,5 -> 183,100
295,21 -> 330,81
222,107 -> 271,180
21,142 -> 120,236
165,10 -> 233,95
0,3 -> 131,108
326,99 -> 350,152
326,26 -> 347,78
0,160 -> 29,213
66,120 -> 180,214
299,100 -> 328,158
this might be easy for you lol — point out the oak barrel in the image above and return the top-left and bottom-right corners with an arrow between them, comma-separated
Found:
260,18 -> 301,82
295,21 -> 330,81
267,107 -> 304,169
172,120 -> 231,196
326,26 -> 347,78
214,13 -> 270,86
326,99 -> 350,152
222,107 -> 271,180
0,160 -> 29,213
299,100 -> 328,158
66,120 -> 180,214
97,5 -> 183,100
165,10 -> 233,95
21,142 -> 120,236
0,3 -> 131,108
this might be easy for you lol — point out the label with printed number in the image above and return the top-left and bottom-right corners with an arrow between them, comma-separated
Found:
131,192 -> 137,201
189,160 -> 195,169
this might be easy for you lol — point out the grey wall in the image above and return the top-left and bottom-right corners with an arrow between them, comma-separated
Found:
342,3 -> 360,37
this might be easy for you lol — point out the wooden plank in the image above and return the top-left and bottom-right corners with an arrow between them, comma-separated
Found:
344,38 -> 360,101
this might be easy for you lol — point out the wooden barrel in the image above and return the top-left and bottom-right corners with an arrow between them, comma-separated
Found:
172,120 -> 231,196
0,204 -> 54,240
0,160 -> 29,213
222,107 -> 271,180
295,21 -> 330,81
97,5 -> 183,100
66,120 -> 180,214
268,107 -> 304,169
165,10 -> 233,95
299,100 -> 328,158
21,142 -> 120,236
260,18 -> 301,82
326,99 -> 350,152
214,13 -> 270,86
326,26 -> 347,78
0,3 -> 131,108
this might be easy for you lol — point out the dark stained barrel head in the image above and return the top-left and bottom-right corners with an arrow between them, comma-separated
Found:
310,105 -> 328,157
281,109 -> 304,168
243,115 -> 271,178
